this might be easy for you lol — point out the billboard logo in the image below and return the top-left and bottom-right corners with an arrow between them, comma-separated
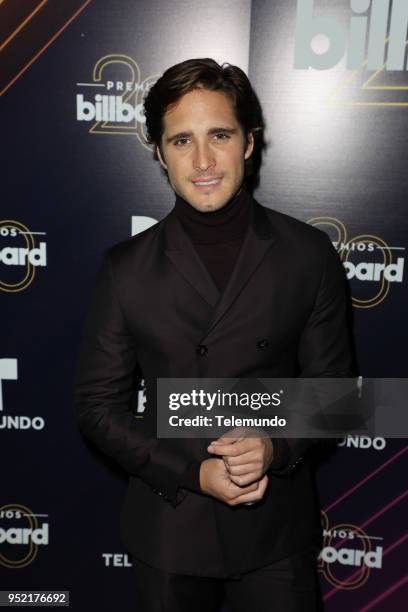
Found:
77,95 -> 145,123
0,358 -> 45,430
76,54 -> 160,147
319,511 -> 383,589
343,257 -> 404,283
320,545 -> 382,568
308,217 -> 405,308
0,504 -> 49,568
294,0 -> 408,71
0,221 -> 47,293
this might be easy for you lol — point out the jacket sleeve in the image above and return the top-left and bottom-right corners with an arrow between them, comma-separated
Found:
179,460 -> 203,493
268,233 -> 353,477
73,251 -> 192,507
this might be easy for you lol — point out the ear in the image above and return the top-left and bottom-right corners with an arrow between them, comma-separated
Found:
156,145 -> 167,170
244,132 -> 254,160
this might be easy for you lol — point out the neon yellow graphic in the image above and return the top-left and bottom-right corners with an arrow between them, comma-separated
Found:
327,38 -> 408,107
0,503 -> 39,569
0,220 -> 36,293
319,511 -> 372,590
89,54 -> 160,149
308,217 -> 396,309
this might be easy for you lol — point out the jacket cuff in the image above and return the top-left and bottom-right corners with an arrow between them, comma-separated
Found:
122,439 -> 192,508
179,460 -> 202,494
268,438 -> 291,472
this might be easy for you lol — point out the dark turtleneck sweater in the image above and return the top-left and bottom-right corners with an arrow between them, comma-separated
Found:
174,186 -> 251,291
174,188 -> 290,494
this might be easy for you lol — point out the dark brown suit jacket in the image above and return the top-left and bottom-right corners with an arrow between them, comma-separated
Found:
74,196 -> 352,577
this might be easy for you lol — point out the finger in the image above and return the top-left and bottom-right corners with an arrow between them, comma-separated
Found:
211,428 -> 264,447
229,471 -> 263,487
207,439 -> 251,456
226,462 -> 259,476
208,439 -> 243,452
212,434 -> 263,445
208,437 -> 263,456
223,450 -> 258,466
211,427 -> 249,444
227,479 -> 259,497
209,430 -> 244,445
230,475 -> 269,505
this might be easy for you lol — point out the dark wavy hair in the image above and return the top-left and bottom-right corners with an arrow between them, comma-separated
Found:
144,58 -> 264,180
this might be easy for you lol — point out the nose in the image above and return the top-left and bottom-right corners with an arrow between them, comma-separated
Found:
193,141 -> 215,172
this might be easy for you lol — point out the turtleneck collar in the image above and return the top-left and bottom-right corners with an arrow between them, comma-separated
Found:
174,186 -> 251,245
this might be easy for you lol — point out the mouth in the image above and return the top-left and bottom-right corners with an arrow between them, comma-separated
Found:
192,177 -> 222,191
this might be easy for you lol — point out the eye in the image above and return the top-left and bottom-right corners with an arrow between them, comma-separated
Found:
173,137 -> 190,146
213,132 -> 230,141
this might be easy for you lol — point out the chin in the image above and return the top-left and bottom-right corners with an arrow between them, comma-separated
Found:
194,193 -> 232,212
190,202 -> 214,212
197,201 -> 224,213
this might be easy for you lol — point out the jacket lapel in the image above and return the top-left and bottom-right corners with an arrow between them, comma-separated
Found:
163,197 -> 277,333
200,199 -> 277,340
164,210 -> 220,307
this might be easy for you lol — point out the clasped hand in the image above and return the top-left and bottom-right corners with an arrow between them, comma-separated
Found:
199,427 -> 274,506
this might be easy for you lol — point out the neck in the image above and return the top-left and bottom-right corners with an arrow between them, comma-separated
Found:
174,186 -> 251,245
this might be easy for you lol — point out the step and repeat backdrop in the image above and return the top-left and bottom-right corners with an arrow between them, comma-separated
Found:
1,1 -> 407,610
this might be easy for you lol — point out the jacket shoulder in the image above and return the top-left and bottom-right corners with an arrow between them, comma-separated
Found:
106,213 -> 168,264
258,201 -> 333,252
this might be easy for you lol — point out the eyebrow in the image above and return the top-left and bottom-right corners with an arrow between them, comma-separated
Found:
165,127 -> 239,144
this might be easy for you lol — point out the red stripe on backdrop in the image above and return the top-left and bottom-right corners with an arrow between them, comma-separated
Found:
326,489 -> 408,555
323,445 -> 408,513
0,0 -> 92,97
324,532 -> 408,601
359,574 -> 408,611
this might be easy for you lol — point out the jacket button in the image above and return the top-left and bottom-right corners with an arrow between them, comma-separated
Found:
196,344 -> 208,356
257,338 -> 269,349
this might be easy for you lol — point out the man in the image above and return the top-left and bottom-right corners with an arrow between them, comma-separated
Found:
74,58 -> 352,611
